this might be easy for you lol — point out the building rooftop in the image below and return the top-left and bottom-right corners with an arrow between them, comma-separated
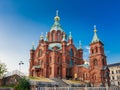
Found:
108,62 -> 120,67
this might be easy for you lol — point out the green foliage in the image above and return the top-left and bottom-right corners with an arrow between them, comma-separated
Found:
14,77 -> 30,90
0,62 -> 7,77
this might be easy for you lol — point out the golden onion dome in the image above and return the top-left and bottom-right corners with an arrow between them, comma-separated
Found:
54,15 -> 60,21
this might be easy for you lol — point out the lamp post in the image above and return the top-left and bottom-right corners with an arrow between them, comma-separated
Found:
19,61 -> 24,75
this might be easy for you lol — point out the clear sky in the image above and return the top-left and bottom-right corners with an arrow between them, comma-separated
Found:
0,0 -> 120,75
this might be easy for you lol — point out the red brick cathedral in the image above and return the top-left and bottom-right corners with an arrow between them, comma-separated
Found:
29,11 -> 110,86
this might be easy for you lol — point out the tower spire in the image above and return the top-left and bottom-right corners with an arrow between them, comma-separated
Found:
69,32 -> 72,39
54,10 -> 60,21
62,33 -> 67,42
32,42 -> 35,50
44,32 -> 48,42
91,25 -> 100,43
50,10 -> 63,32
40,32 -> 44,40
56,10 -> 58,16
94,25 -> 97,33
78,40 -> 82,49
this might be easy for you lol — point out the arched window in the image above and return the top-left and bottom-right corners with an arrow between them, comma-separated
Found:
49,57 -> 52,63
91,49 -> 94,54
100,46 -> 104,53
70,48 -> 74,57
69,48 -> 74,67
41,60 -> 43,65
94,59 -> 98,66
70,59 -> 73,67
102,59 -> 105,65
51,32 -> 53,41
52,32 -> 55,41
57,67 -> 59,75
86,73 -> 88,78
38,60 -> 40,65
95,47 -> 98,53
38,49 -> 42,57
58,33 -> 60,41
58,57 -> 60,64
50,67 -> 52,75
94,75 -> 96,80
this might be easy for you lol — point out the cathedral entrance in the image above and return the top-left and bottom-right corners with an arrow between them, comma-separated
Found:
66,48 -> 74,79
66,67 -> 72,79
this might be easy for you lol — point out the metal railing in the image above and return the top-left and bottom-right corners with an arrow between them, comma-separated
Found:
36,87 -> 120,90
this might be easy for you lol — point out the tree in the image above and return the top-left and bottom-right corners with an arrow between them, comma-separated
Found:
0,62 -> 7,77
14,77 -> 30,90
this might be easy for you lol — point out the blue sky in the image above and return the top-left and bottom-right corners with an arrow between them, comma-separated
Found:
0,0 -> 120,74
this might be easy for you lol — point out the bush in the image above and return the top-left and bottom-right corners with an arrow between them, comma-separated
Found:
14,77 -> 30,90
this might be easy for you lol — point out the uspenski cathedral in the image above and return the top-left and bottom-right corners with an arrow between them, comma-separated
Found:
29,11 -> 110,86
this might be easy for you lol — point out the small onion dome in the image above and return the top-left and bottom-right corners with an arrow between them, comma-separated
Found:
54,10 -> 60,21
54,15 -> 60,21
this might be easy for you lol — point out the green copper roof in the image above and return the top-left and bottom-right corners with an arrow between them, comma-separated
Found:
77,64 -> 89,68
62,33 -> 67,42
50,10 -> 63,32
91,25 -> 100,43
69,32 -> 72,39
40,32 -> 44,40
78,40 -> 82,49
48,43 -> 62,50
44,32 -> 48,42
32,42 -> 35,50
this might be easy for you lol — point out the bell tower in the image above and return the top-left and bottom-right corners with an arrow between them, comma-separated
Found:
89,25 -> 109,86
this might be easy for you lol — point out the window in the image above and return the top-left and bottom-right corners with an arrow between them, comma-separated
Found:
38,60 -> 40,65
38,49 -> 42,57
41,60 -> 43,65
112,76 -> 114,80
50,67 -> 52,75
51,32 -> 53,41
58,57 -> 60,64
70,59 -> 73,67
94,75 -> 96,80
95,47 -> 98,53
57,67 -> 59,75
94,59 -> 98,66
102,59 -> 105,65
51,31 -> 55,41
49,57 -> 52,63
70,48 -> 74,57
112,71 -> 114,74
58,33 -> 60,41
118,82 -> 120,85
86,74 -> 88,78
91,49 -> 94,54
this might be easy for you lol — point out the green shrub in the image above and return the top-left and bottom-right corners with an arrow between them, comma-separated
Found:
14,77 -> 30,90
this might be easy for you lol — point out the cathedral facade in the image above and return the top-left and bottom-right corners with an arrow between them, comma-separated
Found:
29,11 -> 110,86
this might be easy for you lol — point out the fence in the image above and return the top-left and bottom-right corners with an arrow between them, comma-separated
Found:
36,87 -> 120,90
0,88 -> 14,90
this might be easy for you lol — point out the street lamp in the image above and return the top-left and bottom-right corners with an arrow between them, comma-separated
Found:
19,61 -> 24,75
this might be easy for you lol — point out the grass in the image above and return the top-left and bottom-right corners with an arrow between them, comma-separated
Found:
63,79 -> 85,84
0,86 -> 14,88
29,76 -> 54,82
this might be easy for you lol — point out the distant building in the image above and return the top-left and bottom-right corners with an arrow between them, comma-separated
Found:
0,70 -> 24,86
29,11 -> 110,86
108,63 -> 120,87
